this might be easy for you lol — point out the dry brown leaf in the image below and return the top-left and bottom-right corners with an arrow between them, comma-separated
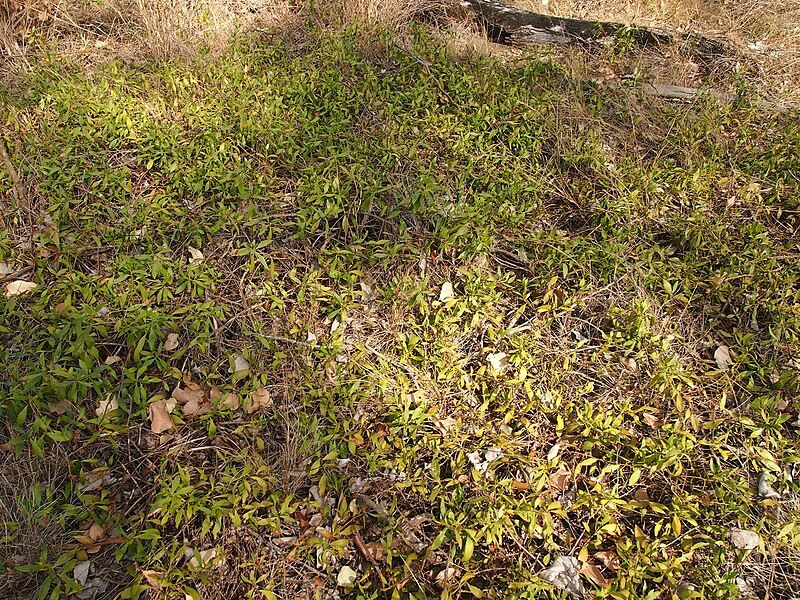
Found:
88,523 -> 105,541
364,541 -> 383,562
149,401 -> 174,434
634,488 -> 651,504
171,383 -> 204,406
715,345 -> 734,370
593,550 -> 621,572
164,333 -> 179,352
549,465 -> 571,491
182,398 -> 212,418
141,569 -> 164,590
246,387 -> 272,414
580,562 -> 610,588
5,280 -> 37,296
642,412 -> 661,428
221,392 -> 240,410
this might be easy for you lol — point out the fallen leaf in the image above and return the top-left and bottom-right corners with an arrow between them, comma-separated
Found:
546,442 -> 561,461
73,560 -> 91,585
540,556 -> 584,595
78,468 -> 112,493
593,550 -> 620,572
149,401 -> 174,434
5,280 -> 37,296
757,471 -> 781,499
164,333 -> 179,352
642,412 -> 661,428
432,416 -> 456,434
0,262 -> 13,276
581,562 -> 610,588
141,569 -> 164,590
730,528 -> 760,550
715,345 -> 734,370
435,567 -> 459,584
438,281 -> 454,302
246,387 -> 272,413
222,392 -> 240,410
487,352 -> 509,373
171,383 -> 204,406
549,465 -> 571,491
104,355 -> 122,366
187,548 -> 217,569
95,395 -> 119,418
634,488 -> 651,504
182,397 -> 212,418
88,523 -> 105,541
188,246 -> 204,264
336,565 -> 358,587
364,541 -> 383,562
229,353 -> 250,375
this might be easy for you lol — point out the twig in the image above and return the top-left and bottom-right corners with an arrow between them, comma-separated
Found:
0,134 -> 28,209
0,265 -> 33,285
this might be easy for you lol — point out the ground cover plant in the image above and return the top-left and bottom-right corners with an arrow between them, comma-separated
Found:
1,21 -> 800,600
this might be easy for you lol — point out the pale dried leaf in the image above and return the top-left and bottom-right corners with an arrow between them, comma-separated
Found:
164,333 -> 179,352
171,384 -> 204,406
182,398 -> 212,418
246,387 -> 272,413
104,355 -> 122,366
336,565 -> 358,586
0,262 -> 13,276
435,567 -> 459,583
642,412 -> 661,428
438,281 -> 454,302
149,401 -> 174,434
187,548 -> 217,569
74,560 -> 91,585
715,345 -> 734,370
487,352 -> 509,373
433,416 -> 456,434
757,471 -> 781,499
229,353 -> 250,374
730,528 -> 760,550
95,396 -> 119,418
546,442 -> 561,461
540,556 -> 584,595
88,523 -> 105,541
5,279 -> 37,296
188,246 -> 204,264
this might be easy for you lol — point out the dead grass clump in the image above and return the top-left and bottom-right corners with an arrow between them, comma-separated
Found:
0,448 -> 68,599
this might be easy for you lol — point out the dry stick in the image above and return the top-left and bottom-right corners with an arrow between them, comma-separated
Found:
0,135 -> 27,209
642,83 -> 791,114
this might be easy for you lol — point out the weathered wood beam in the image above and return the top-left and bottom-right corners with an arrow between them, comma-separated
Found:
460,0 -> 728,59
